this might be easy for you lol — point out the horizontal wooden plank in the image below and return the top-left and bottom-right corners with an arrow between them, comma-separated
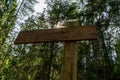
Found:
14,26 -> 97,44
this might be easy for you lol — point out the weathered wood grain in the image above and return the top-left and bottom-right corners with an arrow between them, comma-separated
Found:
14,26 -> 97,44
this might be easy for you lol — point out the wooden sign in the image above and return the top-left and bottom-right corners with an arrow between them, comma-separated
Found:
14,26 -> 97,44
14,22 -> 97,80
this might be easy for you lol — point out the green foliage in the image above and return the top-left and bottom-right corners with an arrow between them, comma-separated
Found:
0,0 -> 38,80
0,0 -> 17,45
46,0 -> 78,27
0,0 -> 17,79
0,0 -> 120,80
113,40 -> 120,79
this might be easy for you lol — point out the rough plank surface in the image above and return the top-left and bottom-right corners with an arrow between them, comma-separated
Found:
61,20 -> 78,80
14,26 -> 97,44
61,42 -> 77,80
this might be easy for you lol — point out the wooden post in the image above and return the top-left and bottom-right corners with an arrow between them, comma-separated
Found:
61,19 -> 78,80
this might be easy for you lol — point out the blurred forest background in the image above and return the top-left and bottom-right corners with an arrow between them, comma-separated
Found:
0,0 -> 120,80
